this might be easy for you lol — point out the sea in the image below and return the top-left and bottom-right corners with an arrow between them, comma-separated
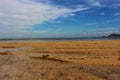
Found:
0,37 -> 120,42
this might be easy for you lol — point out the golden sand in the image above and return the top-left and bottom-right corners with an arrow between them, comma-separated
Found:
0,40 -> 120,80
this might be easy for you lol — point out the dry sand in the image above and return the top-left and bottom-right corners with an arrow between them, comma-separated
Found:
0,40 -> 120,80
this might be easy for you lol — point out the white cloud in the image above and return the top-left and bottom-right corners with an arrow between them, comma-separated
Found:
89,27 -> 120,31
107,18 -> 120,23
100,13 -> 105,15
114,12 -> 120,16
0,0 -> 88,38
85,0 -> 120,8
90,0 -> 101,7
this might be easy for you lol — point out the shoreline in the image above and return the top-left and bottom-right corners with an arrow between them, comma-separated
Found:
0,39 -> 120,43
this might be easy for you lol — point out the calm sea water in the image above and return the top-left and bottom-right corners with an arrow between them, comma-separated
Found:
0,38 -> 120,42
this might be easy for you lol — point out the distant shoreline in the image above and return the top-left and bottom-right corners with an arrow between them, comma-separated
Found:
1,34 -> 120,41
0,33 -> 120,42
0,37 -> 120,42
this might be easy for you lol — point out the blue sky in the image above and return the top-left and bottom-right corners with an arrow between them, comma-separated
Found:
0,0 -> 120,38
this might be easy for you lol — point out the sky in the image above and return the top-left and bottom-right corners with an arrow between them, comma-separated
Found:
0,0 -> 120,38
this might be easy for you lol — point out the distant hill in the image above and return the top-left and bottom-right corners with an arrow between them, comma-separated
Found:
107,34 -> 120,38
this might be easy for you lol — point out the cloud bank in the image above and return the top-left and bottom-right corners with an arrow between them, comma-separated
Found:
0,0 -> 88,38
0,0 -> 120,38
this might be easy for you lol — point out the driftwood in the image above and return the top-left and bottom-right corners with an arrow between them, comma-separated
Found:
41,54 -> 49,58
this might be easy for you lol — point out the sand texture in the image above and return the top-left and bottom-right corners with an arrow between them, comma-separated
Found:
0,40 -> 120,80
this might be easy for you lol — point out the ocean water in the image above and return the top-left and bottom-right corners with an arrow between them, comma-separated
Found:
0,37 -> 120,42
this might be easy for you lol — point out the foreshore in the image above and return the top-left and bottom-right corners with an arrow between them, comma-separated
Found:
0,40 -> 120,80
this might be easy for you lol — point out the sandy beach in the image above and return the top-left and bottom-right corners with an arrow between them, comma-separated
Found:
0,40 -> 120,80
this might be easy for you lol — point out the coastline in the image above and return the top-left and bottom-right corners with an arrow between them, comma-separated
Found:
0,37 -> 120,43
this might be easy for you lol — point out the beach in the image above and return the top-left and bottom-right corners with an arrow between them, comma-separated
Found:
0,40 -> 120,80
